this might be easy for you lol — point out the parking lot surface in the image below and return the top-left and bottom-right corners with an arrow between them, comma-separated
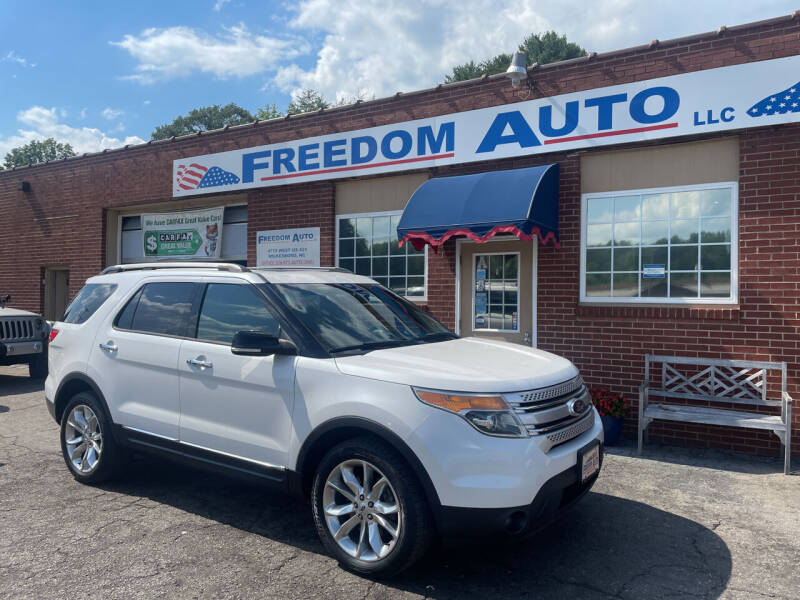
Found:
1,364 -> 799,600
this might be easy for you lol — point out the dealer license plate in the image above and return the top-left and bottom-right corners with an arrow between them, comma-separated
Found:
580,443 -> 600,483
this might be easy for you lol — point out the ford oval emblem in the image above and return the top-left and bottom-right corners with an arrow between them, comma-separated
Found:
567,397 -> 587,416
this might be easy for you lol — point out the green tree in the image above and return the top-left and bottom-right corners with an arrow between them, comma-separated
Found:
444,31 -> 586,83
287,89 -> 329,115
255,103 -> 283,120
2,138 -> 76,169
151,103 -> 254,140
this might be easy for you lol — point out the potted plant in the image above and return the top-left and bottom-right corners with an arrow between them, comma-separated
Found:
589,386 -> 630,446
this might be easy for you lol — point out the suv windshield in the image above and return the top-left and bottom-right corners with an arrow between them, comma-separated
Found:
273,283 -> 455,354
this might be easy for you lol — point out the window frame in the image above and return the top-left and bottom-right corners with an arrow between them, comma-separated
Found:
335,209 -> 428,301
471,251 -> 521,333
579,181 -> 739,305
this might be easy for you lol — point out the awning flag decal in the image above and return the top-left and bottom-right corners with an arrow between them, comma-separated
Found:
397,164 -> 559,250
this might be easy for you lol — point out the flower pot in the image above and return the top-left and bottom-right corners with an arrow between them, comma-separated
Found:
600,415 -> 624,446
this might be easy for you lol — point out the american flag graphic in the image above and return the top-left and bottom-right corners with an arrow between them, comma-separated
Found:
747,82 -> 800,117
176,163 -> 240,191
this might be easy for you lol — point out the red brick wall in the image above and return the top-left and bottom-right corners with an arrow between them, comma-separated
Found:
0,16 -> 798,457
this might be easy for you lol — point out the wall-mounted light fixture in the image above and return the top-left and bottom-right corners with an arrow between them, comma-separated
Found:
17,181 -> 30,192
505,50 -> 528,88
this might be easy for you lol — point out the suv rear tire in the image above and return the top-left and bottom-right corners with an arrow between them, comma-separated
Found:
60,392 -> 125,484
311,436 -> 433,576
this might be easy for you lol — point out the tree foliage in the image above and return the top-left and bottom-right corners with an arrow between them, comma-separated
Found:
444,31 -> 586,83
287,89 -> 330,115
151,103 -> 255,140
2,138 -> 76,169
255,103 -> 283,120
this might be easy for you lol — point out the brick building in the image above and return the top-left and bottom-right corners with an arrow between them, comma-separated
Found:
1,14 -> 798,459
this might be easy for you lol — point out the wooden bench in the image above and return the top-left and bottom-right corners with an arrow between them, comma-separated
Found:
638,355 -> 793,474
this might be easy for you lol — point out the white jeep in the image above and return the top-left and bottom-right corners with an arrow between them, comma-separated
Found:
45,263 -> 603,576
0,295 -> 49,379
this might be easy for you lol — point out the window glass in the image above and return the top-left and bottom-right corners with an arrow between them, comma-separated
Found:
583,184 -> 735,302
62,284 -> 117,324
129,282 -> 197,337
197,284 -> 279,344
337,213 -> 426,297
273,283 -> 450,352
473,253 -> 519,331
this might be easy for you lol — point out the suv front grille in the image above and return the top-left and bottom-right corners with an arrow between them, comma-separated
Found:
505,376 -> 594,451
0,318 -> 38,342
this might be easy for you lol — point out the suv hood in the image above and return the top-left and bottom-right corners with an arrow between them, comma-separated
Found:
334,337 -> 578,393
0,307 -> 40,318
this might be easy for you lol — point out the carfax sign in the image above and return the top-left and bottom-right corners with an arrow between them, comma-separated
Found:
256,227 -> 320,267
142,206 -> 224,258
173,55 -> 800,197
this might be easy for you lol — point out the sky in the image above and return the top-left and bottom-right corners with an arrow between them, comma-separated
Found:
0,0 -> 797,159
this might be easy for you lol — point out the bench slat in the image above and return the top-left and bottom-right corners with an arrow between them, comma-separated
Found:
647,389 -> 783,407
644,404 -> 786,431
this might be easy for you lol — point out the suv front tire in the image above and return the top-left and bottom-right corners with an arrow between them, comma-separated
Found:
311,436 -> 433,576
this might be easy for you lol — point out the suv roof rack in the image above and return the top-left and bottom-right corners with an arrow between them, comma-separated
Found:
101,262 -> 249,274
252,266 -> 351,273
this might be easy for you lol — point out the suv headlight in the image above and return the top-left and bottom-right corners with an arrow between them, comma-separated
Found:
414,389 -> 527,438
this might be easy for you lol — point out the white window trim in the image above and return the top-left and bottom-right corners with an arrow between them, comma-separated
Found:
579,181 -> 739,305
471,251 -> 521,333
335,209 -> 428,301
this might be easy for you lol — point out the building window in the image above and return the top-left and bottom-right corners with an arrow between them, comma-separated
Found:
336,211 -> 426,298
580,182 -> 738,304
473,253 -> 519,331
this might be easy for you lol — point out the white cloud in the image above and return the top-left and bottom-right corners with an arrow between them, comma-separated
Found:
213,0 -> 231,11
3,51 -> 36,68
0,106 -> 145,160
143,99 -> 151,105
275,0 -> 798,102
102,107 -> 124,120
79,108 -> 87,119
110,24 -> 303,84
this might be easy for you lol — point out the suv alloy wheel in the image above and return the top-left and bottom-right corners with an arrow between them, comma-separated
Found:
311,437 -> 433,576
59,392 -> 124,483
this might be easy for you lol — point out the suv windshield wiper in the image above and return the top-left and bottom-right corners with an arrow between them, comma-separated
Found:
328,339 -> 419,355
418,331 -> 458,342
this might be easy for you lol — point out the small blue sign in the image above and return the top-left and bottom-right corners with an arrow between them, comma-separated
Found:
643,264 -> 665,279
475,292 -> 488,314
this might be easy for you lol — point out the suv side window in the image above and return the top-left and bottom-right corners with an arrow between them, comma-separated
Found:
62,284 -> 117,324
196,283 -> 280,344
117,282 -> 198,337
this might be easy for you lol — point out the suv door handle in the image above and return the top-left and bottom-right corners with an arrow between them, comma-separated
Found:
99,341 -> 118,352
186,357 -> 213,369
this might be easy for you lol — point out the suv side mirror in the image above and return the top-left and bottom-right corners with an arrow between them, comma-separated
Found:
231,330 -> 297,357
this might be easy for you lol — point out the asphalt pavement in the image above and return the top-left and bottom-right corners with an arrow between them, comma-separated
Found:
1,364 -> 798,599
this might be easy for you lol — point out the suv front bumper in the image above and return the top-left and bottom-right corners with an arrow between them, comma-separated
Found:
437,443 -> 603,537
0,340 -> 44,359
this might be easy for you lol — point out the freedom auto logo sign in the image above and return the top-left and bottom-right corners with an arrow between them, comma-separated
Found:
172,55 -> 800,197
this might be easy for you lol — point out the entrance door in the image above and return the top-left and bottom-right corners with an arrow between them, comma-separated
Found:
458,239 -> 535,346
43,268 -> 69,320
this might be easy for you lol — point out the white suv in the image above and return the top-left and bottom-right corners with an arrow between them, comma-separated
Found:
45,263 -> 603,575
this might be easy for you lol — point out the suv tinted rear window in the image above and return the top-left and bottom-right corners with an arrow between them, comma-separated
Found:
120,282 -> 198,337
62,284 -> 117,324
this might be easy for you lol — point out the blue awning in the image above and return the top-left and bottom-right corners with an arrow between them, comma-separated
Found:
397,164 -> 559,250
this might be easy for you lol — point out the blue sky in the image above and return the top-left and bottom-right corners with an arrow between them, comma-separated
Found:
0,0 -> 796,158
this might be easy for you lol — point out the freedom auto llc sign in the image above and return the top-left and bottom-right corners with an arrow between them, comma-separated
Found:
173,55 -> 800,197
257,227 -> 320,267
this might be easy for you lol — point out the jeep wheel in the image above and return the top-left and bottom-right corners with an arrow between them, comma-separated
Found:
60,392 -> 124,484
28,354 -> 47,380
311,436 -> 432,576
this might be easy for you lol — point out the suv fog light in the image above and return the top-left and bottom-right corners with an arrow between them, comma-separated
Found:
414,389 -> 527,438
